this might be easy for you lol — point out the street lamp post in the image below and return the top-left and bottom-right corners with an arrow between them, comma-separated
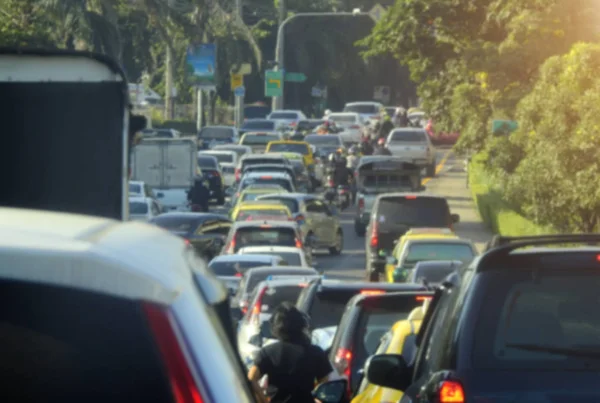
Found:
272,11 -> 369,111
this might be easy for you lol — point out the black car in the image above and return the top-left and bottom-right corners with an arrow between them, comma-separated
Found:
365,234 -> 600,402
365,193 -> 460,281
197,126 -> 238,150
329,291 -> 433,396
244,104 -> 271,120
149,212 -> 231,260
198,154 -> 225,205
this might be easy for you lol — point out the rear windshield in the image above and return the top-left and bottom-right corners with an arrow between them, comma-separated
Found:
241,121 -> 275,131
198,156 -> 218,169
234,227 -> 297,250
203,153 -> 234,164
129,183 -> 142,195
310,290 -> 359,330
268,143 -> 309,155
198,127 -> 234,139
241,178 -> 293,192
259,197 -> 299,214
390,130 -> 426,142
242,158 -> 286,169
247,270 -> 316,293
305,136 -> 341,146
242,192 -> 280,202
344,104 -> 378,114
473,271 -> 600,370
251,285 -> 304,319
377,197 -> 449,228
270,112 -> 298,120
244,106 -> 271,119
208,260 -> 267,276
222,166 -> 236,174
274,252 -> 302,266
0,281 -> 173,401
242,134 -> 281,145
297,120 -> 322,131
404,243 -> 474,268
129,201 -> 148,214
411,265 -> 458,284
150,216 -> 198,232
329,115 -> 357,123
237,209 -> 289,221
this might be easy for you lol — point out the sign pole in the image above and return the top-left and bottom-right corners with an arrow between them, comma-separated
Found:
196,87 -> 203,131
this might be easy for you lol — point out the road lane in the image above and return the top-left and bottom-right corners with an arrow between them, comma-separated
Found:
317,148 -> 493,280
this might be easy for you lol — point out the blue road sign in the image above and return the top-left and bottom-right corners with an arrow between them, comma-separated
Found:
186,44 -> 216,84
234,86 -> 245,97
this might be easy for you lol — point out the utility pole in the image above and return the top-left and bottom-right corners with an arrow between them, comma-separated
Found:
164,7 -> 174,120
278,0 -> 286,25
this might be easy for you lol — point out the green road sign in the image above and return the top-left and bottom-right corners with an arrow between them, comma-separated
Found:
265,70 -> 284,97
492,120 -> 518,136
285,72 -> 307,83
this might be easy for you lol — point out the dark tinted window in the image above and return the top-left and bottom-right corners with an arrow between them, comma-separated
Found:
403,244 -> 474,268
241,120 -> 276,130
150,215 -> 200,232
296,120 -> 322,131
234,227 -> 297,250
344,104 -> 378,114
376,197 -> 449,227
0,281 -> 172,401
242,134 -> 280,145
129,183 -> 142,195
241,178 -> 293,192
198,156 -> 218,169
208,260 -> 269,276
310,290 -> 358,329
242,158 -> 286,168
203,153 -> 234,164
411,265 -> 458,284
390,130 -> 426,142
129,201 -> 148,214
268,143 -> 309,155
269,112 -> 298,120
473,271 -> 600,370
244,106 -> 271,119
257,285 -> 305,314
198,127 -> 234,139
247,270 -> 317,293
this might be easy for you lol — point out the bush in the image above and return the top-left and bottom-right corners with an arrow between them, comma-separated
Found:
468,153 -> 552,236
152,120 -> 197,135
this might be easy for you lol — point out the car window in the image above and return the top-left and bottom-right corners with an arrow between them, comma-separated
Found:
328,115 -> 357,123
129,183 -> 142,195
376,197 -> 450,228
412,265 -> 458,284
242,134 -> 281,145
129,201 -> 148,214
203,153 -> 234,164
241,178 -> 293,192
198,127 -> 234,139
268,143 -> 309,155
208,260 -> 268,276
234,227 -> 297,251
269,112 -> 298,120
260,197 -> 299,214
241,120 -> 275,130
246,270 -> 316,293
310,290 -> 359,330
343,104 -> 377,114
273,252 -> 302,266
473,271 -> 600,370
390,130 -> 427,143
356,330 -> 393,394
0,281 -> 173,401
403,244 -> 475,268
236,209 -> 289,221
242,158 -> 286,168
304,136 -> 342,146
244,106 -> 271,119
246,284 -> 305,324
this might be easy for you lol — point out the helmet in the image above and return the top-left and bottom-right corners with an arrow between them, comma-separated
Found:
324,109 -> 331,117
348,145 -> 358,155
378,138 -> 386,146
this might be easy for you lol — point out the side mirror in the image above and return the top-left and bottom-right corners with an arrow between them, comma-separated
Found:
365,354 -> 411,391
248,334 -> 263,348
451,213 -> 460,224
312,379 -> 348,403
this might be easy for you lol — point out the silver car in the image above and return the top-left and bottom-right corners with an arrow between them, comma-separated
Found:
386,128 -> 437,177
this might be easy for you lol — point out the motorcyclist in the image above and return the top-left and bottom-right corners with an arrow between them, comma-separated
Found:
323,109 -> 331,118
346,145 -> 360,170
187,177 -> 210,212
360,136 -> 374,155
377,114 -> 395,142
396,107 -> 410,127
373,138 -> 392,156
327,150 -> 351,187
316,120 -> 333,135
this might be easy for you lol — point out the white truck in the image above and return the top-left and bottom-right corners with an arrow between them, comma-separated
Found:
131,138 -> 198,212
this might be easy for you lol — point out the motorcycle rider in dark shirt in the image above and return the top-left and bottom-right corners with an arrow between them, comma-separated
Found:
187,178 -> 210,212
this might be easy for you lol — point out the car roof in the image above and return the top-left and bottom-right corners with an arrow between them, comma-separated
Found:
239,246 -> 303,253
376,192 -> 444,200
243,171 -> 292,179
232,220 -> 298,229
391,128 -> 427,133
209,254 -> 278,263
151,212 -> 229,221
200,125 -> 235,129
199,150 -> 236,155
245,266 -> 318,276
405,238 -> 474,246
214,144 -> 249,150
329,112 -> 359,116
258,193 -> 314,201
270,109 -> 303,114
242,186 -> 286,193
317,280 -> 427,292
345,101 -> 382,106
0,207 -> 207,305
242,154 -> 286,160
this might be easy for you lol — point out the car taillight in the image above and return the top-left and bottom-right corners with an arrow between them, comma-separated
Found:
416,295 -> 432,301
235,272 -> 243,277
439,380 -> 465,403
183,239 -> 191,246
334,347 -> 353,396
235,168 -> 241,181
358,198 -> 365,210
295,238 -> 303,248
370,221 -> 378,248
143,303 -> 206,403
249,287 -> 268,326
360,290 -> 384,295
328,178 -> 334,187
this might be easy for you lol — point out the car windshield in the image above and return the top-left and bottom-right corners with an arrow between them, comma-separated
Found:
208,260 -> 267,276
150,216 -> 198,233
197,157 -> 218,169
305,136 -> 341,146
310,290 -> 360,330
473,271 -> 600,370
344,104 -> 378,114
244,106 -> 271,119
242,134 -> 280,145
234,227 -> 297,250
390,130 -> 426,142
270,112 -> 298,120
268,143 -> 309,155
129,201 -> 148,214
129,183 -> 142,195
328,115 -> 356,123
242,120 -> 275,130
198,127 -> 233,140
404,244 -> 474,267
247,270 -> 316,293
377,197 -> 449,228
242,178 -> 293,192
202,153 -> 233,164
237,209 -> 289,221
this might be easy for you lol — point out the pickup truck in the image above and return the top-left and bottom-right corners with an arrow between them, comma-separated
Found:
354,157 -> 424,236
386,128 -> 437,177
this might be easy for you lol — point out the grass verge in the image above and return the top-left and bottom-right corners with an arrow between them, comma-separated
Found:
468,153 -> 551,236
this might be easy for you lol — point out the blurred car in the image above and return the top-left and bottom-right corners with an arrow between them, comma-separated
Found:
199,150 -> 238,189
326,112 -> 366,144
266,109 -> 307,130
0,207 -> 255,403
207,254 -> 286,296
292,119 -> 325,137
221,220 -> 305,255
265,140 -> 315,169
129,180 -> 154,198
231,200 -> 292,222
197,154 -> 225,205
129,196 -> 161,221
232,185 -> 289,211
238,245 -> 312,268
244,103 -> 271,120
235,153 -> 293,183
240,132 -> 284,153
212,144 -> 253,159
141,128 -> 181,138
239,119 -> 280,136
235,172 -> 296,202
304,134 -> 345,160
197,125 -> 239,150
406,260 -> 463,285
149,212 -> 231,260
343,102 -> 385,126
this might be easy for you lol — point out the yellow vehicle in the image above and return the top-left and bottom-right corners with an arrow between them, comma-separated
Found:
231,186 -> 288,212
384,228 -> 458,283
265,140 -> 315,168
352,303 -> 428,403
230,200 -> 292,222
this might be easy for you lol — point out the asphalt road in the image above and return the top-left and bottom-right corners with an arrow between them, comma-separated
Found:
313,148 -> 493,281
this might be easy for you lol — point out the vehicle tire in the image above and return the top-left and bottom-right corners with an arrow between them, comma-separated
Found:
329,230 -> 343,255
354,224 -> 366,237
427,161 -> 436,178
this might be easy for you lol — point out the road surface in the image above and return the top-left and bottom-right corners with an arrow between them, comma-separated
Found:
314,148 -> 493,280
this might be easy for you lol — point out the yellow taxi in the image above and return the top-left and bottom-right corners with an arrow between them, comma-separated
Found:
231,186 -> 288,212
230,200 -> 292,222
265,140 -> 315,168
352,301 -> 430,403
384,228 -> 458,283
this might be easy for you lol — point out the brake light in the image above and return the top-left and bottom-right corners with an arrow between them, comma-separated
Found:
295,238 -> 303,248
328,178 -> 335,187
361,290 -> 384,295
235,168 -> 241,181
249,287 -> 268,326
143,303 -> 205,403
439,381 -> 465,403
260,176 -> 273,179
416,296 -> 433,301
358,198 -> 365,210
370,221 -> 378,248
334,347 -> 353,396
597,254 -> 600,262
235,272 -> 243,277
405,195 -> 417,199
183,239 -> 191,246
